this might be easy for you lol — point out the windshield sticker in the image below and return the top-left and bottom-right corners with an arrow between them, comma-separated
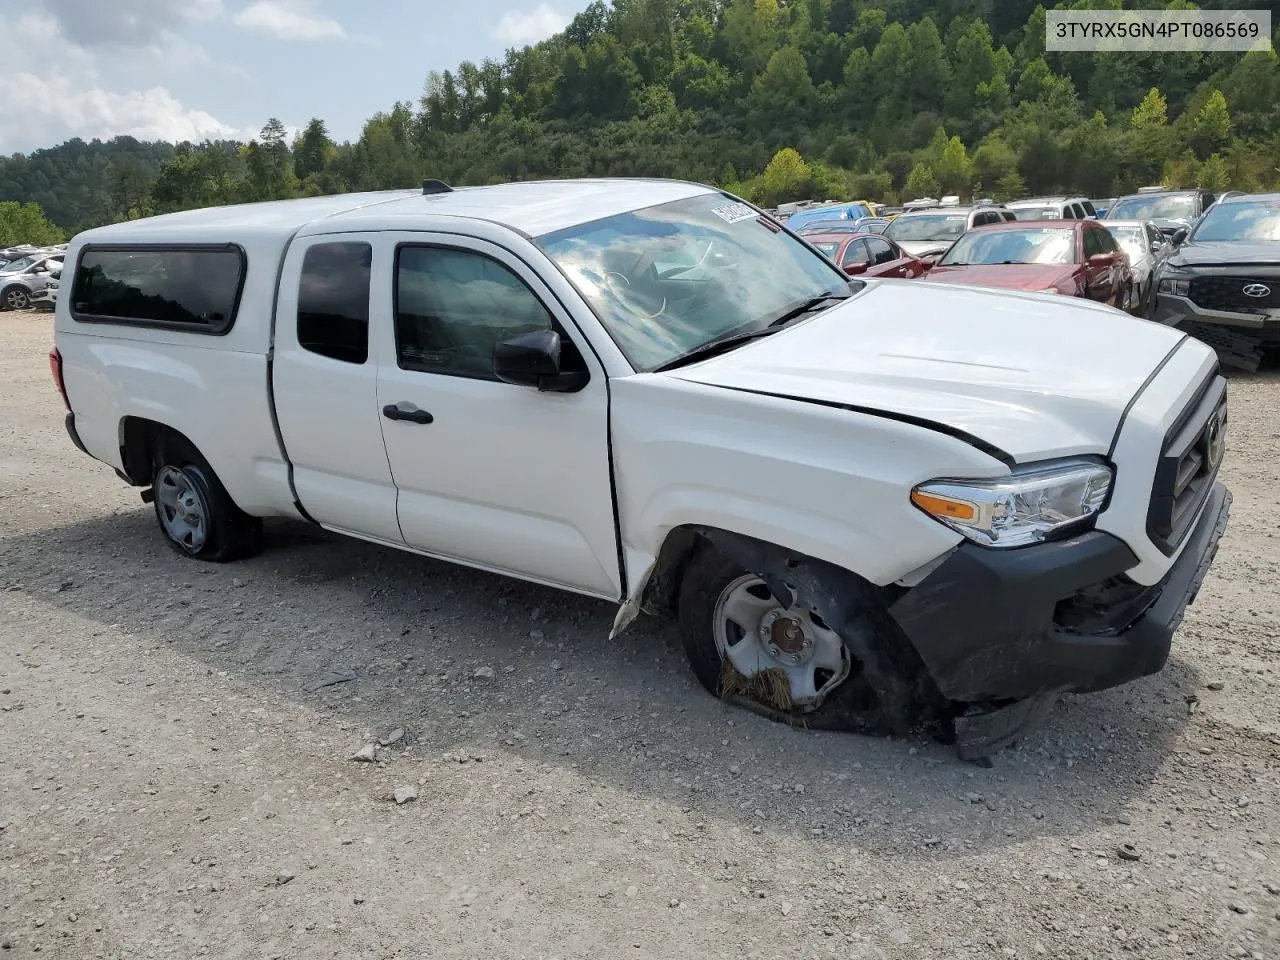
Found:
710,202 -> 758,224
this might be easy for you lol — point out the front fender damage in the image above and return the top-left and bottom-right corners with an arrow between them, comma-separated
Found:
639,528 -> 1061,759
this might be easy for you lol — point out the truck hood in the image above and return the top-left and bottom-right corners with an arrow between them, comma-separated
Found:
1167,240 -> 1280,269
663,280 -> 1185,462
920,263 -> 1077,292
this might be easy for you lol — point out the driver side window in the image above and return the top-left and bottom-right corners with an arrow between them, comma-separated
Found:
1083,228 -> 1104,257
395,246 -> 555,381
841,239 -> 871,266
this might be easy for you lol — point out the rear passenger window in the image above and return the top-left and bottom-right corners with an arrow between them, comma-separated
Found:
297,242 -> 371,364
71,246 -> 244,333
395,246 -> 554,381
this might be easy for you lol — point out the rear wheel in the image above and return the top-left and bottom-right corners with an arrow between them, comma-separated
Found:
151,436 -> 262,562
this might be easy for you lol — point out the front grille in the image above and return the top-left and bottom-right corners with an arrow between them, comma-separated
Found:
1188,276 -> 1280,311
1147,373 -> 1227,555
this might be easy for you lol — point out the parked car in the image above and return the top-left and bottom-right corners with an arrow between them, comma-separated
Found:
1104,189 -> 1218,239
921,219 -> 1133,309
1103,219 -> 1174,317
52,179 -> 1231,756
0,253 -> 64,310
1152,192 -> 1280,341
1005,196 -> 1098,221
782,200 -> 877,232
793,216 -> 889,237
29,274 -> 59,311
882,204 -> 1015,260
801,230 -> 927,278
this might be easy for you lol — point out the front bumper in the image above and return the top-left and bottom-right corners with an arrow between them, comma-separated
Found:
1152,292 -> 1280,331
889,482 -> 1231,703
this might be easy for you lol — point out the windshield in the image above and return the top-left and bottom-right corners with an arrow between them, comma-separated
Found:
1108,194 -> 1197,220
1008,206 -> 1060,221
808,241 -> 841,257
884,213 -> 968,242
537,194 -> 850,372
1189,201 -> 1280,242
1105,225 -> 1148,259
0,256 -> 37,273
939,227 -> 1077,266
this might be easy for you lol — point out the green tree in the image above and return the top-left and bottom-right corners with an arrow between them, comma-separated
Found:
0,201 -> 65,246
904,162 -> 940,199
934,136 -> 973,195
1196,153 -> 1229,192
749,46 -> 815,129
1126,87 -> 1173,185
972,135 -> 1019,188
293,118 -> 335,180
1188,90 -> 1230,160
752,147 -> 812,206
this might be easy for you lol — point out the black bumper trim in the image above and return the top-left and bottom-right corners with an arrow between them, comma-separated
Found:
890,483 -> 1231,702
64,411 -> 89,455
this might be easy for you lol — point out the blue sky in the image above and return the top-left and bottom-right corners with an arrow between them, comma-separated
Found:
1,0 -> 590,154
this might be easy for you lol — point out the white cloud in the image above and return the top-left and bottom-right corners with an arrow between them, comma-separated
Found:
0,13 -> 253,153
232,0 -> 345,41
44,0 -> 224,48
493,3 -> 567,47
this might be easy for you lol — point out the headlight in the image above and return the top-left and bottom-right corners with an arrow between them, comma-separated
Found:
1158,277 -> 1190,296
911,460 -> 1112,548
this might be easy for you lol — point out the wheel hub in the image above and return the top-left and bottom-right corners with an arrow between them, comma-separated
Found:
758,609 -> 812,664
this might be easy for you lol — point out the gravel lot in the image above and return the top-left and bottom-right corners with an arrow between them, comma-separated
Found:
2,309 -> 1278,959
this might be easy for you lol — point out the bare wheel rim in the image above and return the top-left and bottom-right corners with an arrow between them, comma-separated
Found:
711,574 -> 851,708
4,289 -> 27,309
156,466 -> 208,552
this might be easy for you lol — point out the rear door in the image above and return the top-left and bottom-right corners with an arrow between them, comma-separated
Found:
374,233 -> 621,599
272,233 -> 403,542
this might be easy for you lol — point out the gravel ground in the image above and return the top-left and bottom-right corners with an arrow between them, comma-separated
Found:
2,309 -> 1278,959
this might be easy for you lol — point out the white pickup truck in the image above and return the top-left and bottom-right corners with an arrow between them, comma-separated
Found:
52,178 -> 1231,756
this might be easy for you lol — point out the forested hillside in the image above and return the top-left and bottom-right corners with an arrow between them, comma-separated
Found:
3,0 -> 1280,231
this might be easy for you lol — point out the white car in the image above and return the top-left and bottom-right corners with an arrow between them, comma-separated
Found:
0,253 -> 64,310
51,179 -> 1231,757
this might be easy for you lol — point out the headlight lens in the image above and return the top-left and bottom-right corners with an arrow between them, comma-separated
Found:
1158,277 -> 1190,296
911,460 -> 1112,548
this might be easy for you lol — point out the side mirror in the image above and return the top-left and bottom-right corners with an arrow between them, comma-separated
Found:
1171,228 -> 1188,246
844,262 -> 868,276
493,329 -> 588,393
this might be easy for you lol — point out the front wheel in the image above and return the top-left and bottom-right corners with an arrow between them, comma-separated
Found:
2,286 -> 30,311
676,541 -> 924,733
151,438 -> 262,562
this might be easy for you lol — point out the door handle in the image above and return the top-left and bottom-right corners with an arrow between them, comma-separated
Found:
382,403 -> 434,424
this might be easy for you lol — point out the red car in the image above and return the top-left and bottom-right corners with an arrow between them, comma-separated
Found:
803,231 -> 928,279
920,219 -> 1132,308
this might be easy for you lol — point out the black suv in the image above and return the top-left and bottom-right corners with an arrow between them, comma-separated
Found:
1151,193 -> 1280,364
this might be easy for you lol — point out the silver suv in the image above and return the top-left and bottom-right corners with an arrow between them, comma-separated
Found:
1006,196 -> 1099,221
0,253 -> 64,311
881,204 -> 1015,259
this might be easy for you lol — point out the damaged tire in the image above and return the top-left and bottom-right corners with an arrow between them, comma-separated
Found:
677,538 -> 937,735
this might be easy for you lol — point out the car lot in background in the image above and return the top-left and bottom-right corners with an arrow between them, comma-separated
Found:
920,218 -> 1133,309
1005,196 -> 1098,221
781,200 -> 876,232
1152,192 -> 1280,369
800,230 -> 927,278
1104,188 -> 1218,239
1103,219 -> 1174,317
0,252 -> 64,311
881,204 -> 1015,260
792,215 -> 890,237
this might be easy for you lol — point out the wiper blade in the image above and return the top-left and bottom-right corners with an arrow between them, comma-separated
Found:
650,327 -> 779,372
763,293 -> 850,329
651,294 -> 848,373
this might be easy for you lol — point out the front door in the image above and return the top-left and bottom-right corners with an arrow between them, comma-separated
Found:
374,234 -> 621,599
